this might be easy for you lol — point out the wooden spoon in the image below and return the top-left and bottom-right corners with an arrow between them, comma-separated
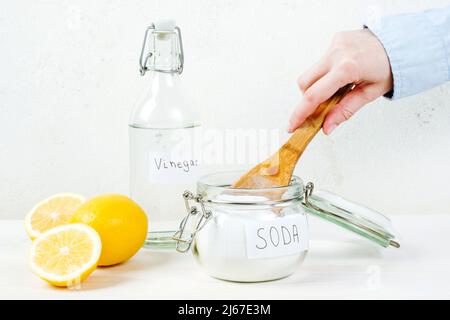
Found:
232,84 -> 353,189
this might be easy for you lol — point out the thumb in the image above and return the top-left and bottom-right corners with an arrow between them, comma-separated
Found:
323,84 -> 378,135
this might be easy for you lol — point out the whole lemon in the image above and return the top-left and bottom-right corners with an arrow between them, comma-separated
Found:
71,194 -> 148,266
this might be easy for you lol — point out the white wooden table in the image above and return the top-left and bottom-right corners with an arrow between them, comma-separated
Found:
1,214 -> 449,299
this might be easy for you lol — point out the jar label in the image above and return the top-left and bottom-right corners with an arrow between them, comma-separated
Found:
245,214 -> 309,259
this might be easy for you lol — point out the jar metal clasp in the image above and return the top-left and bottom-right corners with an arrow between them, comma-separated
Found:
172,191 -> 212,253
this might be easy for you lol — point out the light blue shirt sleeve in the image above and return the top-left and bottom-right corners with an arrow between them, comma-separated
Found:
366,6 -> 450,99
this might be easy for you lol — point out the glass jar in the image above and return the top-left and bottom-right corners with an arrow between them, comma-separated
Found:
173,171 -> 400,283
180,171 -> 309,282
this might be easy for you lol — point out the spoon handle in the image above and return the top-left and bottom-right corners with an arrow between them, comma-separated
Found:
232,84 -> 353,189
287,83 -> 354,154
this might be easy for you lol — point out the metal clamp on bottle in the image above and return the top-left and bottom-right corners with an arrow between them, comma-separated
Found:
139,21 -> 184,76
172,191 -> 212,253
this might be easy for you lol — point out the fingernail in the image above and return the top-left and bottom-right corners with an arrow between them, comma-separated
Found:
286,125 -> 293,133
327,124 -> 337,135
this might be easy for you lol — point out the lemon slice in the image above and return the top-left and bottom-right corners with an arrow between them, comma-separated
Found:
30,223 -> 102,287
25,193 -> 85,240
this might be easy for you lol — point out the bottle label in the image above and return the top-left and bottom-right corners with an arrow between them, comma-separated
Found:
148,151 -> 201,184
245,214 -> 309,259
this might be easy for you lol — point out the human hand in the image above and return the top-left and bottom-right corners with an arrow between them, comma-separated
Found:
288,29 -> 393,134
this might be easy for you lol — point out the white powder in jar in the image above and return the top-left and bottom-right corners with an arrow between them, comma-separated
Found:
191,196 -> 308,282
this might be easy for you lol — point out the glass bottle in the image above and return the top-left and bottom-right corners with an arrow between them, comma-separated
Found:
129,20 -> 201,249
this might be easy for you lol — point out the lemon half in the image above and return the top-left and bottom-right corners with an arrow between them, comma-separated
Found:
30,223 -> 102,287
25,193 -> 85,240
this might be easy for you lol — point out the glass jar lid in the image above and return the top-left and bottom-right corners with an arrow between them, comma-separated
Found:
303,182 -> 400,248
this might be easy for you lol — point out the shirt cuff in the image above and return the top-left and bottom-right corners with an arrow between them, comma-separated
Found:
366,11 -> 449,100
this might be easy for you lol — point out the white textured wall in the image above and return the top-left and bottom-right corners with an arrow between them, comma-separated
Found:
1,0 -> 450,219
